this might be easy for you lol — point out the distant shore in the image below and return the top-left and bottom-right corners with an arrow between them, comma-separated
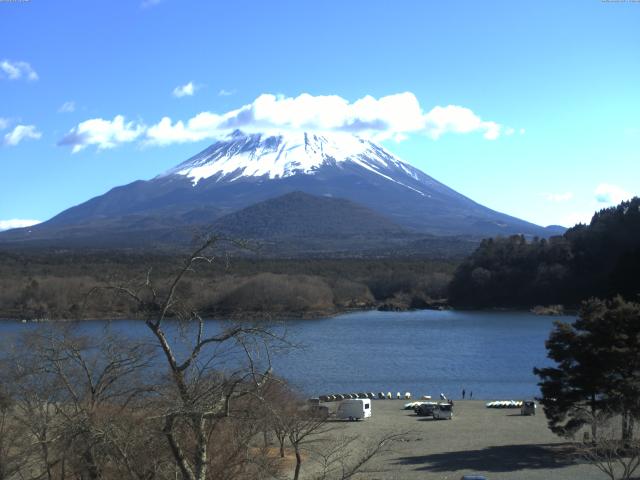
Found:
0,301 -> 578,323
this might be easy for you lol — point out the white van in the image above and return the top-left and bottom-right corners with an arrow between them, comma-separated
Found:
336,398 -> 372,421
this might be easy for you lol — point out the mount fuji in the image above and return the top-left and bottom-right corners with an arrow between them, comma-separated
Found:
0,130 -> 563,252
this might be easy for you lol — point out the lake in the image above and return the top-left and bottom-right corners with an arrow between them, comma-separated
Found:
0,310 -> 567,400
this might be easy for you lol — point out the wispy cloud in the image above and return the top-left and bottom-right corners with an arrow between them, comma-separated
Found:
594,183 -> 632,205
172,81 -> 196,98
218,88 -> 235,97
60,92 -> 517,151
3,125 -> 42,146
58,101 -> 76,113
0,219 -> 41,231
0,117 -> 9,130
543,192 -> 573,202
0,60 -> 38,81
58,115 -> 145,153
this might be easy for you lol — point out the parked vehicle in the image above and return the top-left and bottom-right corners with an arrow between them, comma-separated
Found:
521,401 -> 536,416
433,402 -> 453,420
336,398 -> 372,421
415,402 -> 437,416
309,405 -> 330,419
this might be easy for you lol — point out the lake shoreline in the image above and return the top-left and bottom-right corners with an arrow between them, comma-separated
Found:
0,301 -> 576,323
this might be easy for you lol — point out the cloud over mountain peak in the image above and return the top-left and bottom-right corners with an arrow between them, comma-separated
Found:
59,92 -> 516,152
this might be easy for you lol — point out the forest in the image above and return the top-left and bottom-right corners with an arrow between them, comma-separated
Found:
448,197 -> 640,309
3,197 -> 639,320
0,249 -> 456,320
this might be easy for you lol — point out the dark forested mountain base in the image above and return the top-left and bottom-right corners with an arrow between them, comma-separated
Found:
449,198 -> 640,308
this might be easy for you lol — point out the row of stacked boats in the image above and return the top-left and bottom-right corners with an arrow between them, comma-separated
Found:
485,400 -> 524,408
319,392 -> 412,402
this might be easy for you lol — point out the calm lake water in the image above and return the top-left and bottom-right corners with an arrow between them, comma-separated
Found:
0,310 -> 568,400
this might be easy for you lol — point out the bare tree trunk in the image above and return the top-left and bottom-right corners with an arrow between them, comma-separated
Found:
194,416 -> 208,480
164,416 -> 196,480
591,394 -> 598,442
41,439 -> 53,480
621,409 -> 633,445
293,445 -> 302,480
82,448 -> 101,480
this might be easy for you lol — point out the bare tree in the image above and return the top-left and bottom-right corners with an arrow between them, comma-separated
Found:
577,413 -> 640,480
0,385 -> 31,480
85,235 -> 286,480
4,326 -> 159,480
309,432 -> 407,480
1,234 -> 406,480
286,407 -> 332,480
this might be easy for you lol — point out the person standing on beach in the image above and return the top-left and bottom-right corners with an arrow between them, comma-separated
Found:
462,389 -> 466,399
470,391 -> 473,399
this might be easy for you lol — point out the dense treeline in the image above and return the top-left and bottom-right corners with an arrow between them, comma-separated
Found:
449,197 -> 640,308
0,251 -> 456,320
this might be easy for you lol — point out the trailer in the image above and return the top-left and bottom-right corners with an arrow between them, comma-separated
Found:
336,398 -> 372,421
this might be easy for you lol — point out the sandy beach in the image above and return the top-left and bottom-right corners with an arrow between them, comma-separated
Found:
304,400 -> 604,480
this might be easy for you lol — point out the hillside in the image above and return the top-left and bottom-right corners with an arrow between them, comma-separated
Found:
448,197 -> 640,308
213,191 -> 404,238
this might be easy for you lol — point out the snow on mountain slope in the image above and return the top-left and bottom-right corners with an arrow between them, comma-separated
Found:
0,128 -> 561,250
162,130 -> 428,196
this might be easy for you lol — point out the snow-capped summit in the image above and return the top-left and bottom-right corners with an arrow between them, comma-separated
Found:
163,130 -> 428,195
0,130 -> 563,249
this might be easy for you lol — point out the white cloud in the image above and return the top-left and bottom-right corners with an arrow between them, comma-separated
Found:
423,105 -> 502,140
594,183 -> 632,205
58,101 -> 76,113
3,125 -> 42,146
0,118 -> 9,130
145,114 -> 219,145
63,92 -> 515,150
149,92 -> 511,145
58,115 -> 145,153
218,89 -> 235,96
173,82 -> 196,98
543,192 -> 573,202
0,219 -> 41,231
0,60 -> 38,81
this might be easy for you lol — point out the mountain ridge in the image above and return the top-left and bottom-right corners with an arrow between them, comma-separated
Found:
0,130 -> 564,253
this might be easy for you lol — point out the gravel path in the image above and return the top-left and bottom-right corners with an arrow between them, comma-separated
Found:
305,400 -> 605,480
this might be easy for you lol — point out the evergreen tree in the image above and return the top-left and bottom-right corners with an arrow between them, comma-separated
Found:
535,297 -> 640,442
449,197 -> 640,308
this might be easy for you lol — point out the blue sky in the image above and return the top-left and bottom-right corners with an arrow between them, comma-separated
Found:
1,0 -> 639,230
